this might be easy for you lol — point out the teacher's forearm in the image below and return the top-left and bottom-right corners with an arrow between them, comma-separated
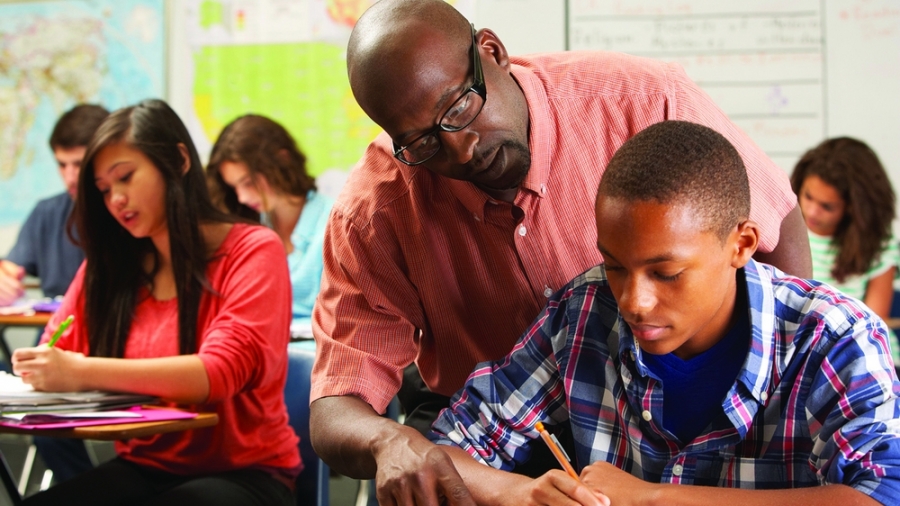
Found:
309,395 -> 414,478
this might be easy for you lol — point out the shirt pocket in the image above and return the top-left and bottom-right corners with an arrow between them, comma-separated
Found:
700,453 -> 816,489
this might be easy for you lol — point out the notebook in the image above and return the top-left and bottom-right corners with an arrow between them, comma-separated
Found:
0,405 -> 197,430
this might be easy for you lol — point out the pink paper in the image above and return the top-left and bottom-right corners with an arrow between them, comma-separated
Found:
0,406 -> 197,430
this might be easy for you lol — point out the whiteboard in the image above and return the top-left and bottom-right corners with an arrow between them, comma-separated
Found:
567,0 -> 900,187
474,0 -> 566,54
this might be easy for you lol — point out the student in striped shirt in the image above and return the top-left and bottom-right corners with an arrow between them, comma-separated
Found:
431,121 -> 900,506
791,138 -> 900,366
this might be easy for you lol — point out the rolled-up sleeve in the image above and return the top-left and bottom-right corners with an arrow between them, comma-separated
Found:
430,301 -> 572,471
806,311 -> 900,504
310,185 -> 422,414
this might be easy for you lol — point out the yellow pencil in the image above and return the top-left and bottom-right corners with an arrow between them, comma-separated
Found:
535,421 -> 580,481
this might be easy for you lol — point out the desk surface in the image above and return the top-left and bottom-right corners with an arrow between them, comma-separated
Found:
0,411 -> 218,440
0,313 -> 52,328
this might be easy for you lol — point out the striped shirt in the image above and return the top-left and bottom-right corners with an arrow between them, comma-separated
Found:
311,51 -> 797,413
431,259 -> 900,503
809,230 -> 900,364
809,230 -> 899,300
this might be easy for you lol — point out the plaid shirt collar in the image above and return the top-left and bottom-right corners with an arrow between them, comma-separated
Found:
620,259 -> 776,438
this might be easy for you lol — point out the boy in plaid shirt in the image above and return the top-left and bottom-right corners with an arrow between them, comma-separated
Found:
431,121 -> 900,506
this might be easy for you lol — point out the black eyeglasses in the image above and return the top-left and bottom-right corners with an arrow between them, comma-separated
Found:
392,24 -> 487,166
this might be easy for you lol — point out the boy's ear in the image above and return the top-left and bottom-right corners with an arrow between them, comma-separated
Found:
177,143 -> 191,175
730,220 -> 759,269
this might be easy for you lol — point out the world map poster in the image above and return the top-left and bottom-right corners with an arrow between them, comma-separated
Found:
0,0 -> 165,228
182,0 -> 473,195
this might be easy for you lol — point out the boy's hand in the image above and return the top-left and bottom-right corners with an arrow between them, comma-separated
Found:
580,461 -> 661,506
0,260 -> 25,306
12,346 -> 86,392
504,470 -> 609,506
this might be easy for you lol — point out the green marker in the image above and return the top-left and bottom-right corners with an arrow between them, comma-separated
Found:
47,315 -> 74,347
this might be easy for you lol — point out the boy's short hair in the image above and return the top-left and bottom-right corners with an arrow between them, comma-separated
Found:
49,104 -> 110,150
598,120 -> 750,241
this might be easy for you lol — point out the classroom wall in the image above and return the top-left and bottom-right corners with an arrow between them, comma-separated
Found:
2,0 -> 899,256
0,0 -> 560,255
565,0 -> 900,183
0,0 -> 169,256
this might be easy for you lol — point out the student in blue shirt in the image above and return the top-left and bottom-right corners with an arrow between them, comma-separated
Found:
431,121 -> 900,506
0,104 -> 109,486
0,104 -> 109,305
206,115 -> 333,329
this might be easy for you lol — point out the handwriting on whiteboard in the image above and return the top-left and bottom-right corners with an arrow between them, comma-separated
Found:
569,1 -> 826,171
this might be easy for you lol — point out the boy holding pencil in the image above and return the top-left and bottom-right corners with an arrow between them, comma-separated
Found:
430,121 -> 900,506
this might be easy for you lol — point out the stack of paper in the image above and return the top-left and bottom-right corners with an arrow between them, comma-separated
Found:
0,372 -> 158,426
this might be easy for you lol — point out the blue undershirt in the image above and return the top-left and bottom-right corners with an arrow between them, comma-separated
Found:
641,296 -> 750,445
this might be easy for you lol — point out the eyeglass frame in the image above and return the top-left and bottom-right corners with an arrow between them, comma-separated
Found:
391,23 -> 487,166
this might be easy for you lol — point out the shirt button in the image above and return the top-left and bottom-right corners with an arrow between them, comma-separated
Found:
673,464 -> 684,476
540,184 -> 547,194
518,225 -> 527,236
760,391 -> 768,402
641,410 -> 652,421
543,287 -> 553,298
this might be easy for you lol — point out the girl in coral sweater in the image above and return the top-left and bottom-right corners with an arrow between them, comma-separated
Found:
13,99 -> 300,506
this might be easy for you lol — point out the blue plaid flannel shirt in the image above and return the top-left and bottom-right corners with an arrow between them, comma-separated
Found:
430,259 -> 900,504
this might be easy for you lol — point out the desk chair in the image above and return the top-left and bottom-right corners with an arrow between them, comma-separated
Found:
285,343 -> 329,506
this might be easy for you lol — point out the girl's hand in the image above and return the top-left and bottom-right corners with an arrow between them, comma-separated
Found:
12,346 -> 86,392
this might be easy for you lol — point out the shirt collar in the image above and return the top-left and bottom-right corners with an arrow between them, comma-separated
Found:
446,62 -> 554,219
736,258 -> 776,404
510,62 -> 553,198
618,258 -> 776,405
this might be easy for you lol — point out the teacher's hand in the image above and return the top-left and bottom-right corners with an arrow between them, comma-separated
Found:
372,424 -> 476,506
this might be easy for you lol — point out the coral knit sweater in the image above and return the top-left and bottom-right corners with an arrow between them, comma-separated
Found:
41,223 -> 301,476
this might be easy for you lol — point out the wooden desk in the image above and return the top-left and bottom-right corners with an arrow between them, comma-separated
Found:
0,313 -> 52,329
0,409 -> 218,504
0,313 -> 52,368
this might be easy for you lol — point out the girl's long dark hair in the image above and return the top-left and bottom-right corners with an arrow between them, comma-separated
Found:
71,99 -> 235,358
206,114 -> 316,221
791,137 -> 896,282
